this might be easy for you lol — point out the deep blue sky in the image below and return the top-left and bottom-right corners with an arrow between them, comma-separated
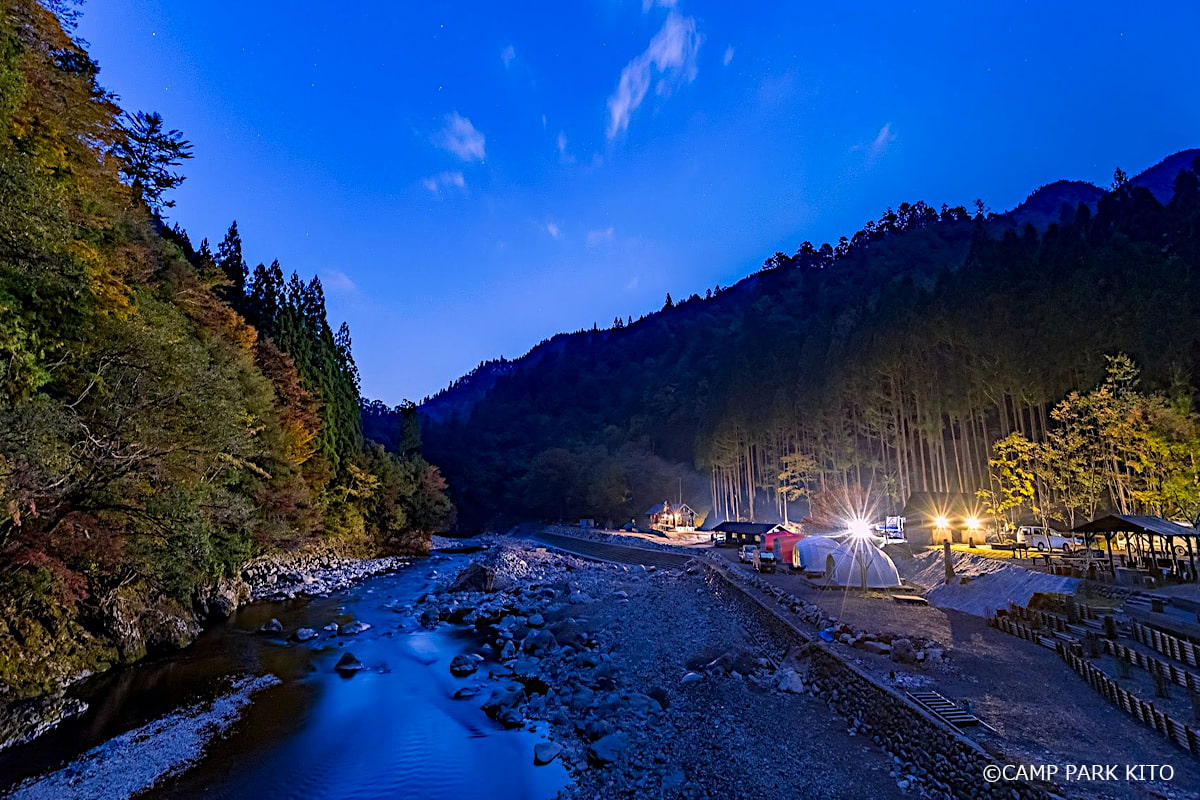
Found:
77,1 -> 1199,404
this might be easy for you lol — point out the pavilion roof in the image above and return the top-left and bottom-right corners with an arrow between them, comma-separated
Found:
1073,514 -> 1198,538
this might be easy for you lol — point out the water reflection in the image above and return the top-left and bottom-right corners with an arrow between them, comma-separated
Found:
0,555 -> 569,800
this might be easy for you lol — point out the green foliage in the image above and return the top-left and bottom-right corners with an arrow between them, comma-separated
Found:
986,357 -> 1200,527
424,166 -> 1200,530
111,110 -> 193,214
0,2 -> 455,700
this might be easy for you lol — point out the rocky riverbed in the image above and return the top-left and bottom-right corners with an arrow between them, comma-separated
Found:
411,537 -> 909,799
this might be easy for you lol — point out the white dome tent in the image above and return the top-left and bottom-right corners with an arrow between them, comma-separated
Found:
792,536 -> 841,572
825,539 -> 902,589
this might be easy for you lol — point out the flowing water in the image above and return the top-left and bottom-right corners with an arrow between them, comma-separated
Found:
0,552 -> 569,800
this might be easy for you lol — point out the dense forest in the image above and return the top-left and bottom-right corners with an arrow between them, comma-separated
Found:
0,2 -> 451,697
418,153 -> 1200,531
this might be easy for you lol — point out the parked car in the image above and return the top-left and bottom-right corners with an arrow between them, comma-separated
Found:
1016,526 -> 1085,552
739,544 -> 758,563
710,531 -> 728,547
754,549 -> 777,573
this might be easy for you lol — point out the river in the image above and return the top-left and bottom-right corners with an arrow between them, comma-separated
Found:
0,551 -> 570,800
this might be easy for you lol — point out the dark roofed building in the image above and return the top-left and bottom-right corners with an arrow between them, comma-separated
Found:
712,521 -> 786,546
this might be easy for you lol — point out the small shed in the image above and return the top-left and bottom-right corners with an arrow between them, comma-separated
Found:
900,492 -> 987,546
712,521 -> 787,547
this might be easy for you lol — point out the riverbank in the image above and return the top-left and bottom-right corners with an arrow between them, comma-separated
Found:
412,534 -> 908,799
0,545 -> 414,755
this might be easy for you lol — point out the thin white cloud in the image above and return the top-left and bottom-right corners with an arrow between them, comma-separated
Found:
624,275 -> 640,291
421,171 -> 466,198
556,130 -> 576,164
587,227 -> 615,246
434,112 -> 486,161
852,122 -> 896,165
642,0 -> 677,10
606,11 -> 702,139
723,45 -> 734,66
321,269 -> 358,295
501,44 -> 516,69
544,221 -> 561,239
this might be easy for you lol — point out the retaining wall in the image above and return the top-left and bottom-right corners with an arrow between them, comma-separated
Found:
703,559 -> 1059,800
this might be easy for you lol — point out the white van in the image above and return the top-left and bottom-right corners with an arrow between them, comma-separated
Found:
1016,526 -> 1085,552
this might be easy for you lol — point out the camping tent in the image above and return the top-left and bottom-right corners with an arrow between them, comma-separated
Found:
826,540 -> 902,589
792,536 -> 840,571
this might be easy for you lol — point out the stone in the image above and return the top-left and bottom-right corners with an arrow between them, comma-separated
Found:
449,654 -> 479,677
453,686 -> 481,700
583,718 -> 614,742
448,563 -> 496,593
500,640 -> 518,661
891,639 -> 918,664
523,629 -> 557,655
860,640 -> 892,656
339,620 -> 371,635
259,618 -> 283,633
526,613 -> 545,628
291,627 -> 318,642
334,652 -> 364,674
680,671 -> 704,685
773,668 -> 806,694
587,732 -> 629,765
534,741 -> 563,765
323,622 -> 340,632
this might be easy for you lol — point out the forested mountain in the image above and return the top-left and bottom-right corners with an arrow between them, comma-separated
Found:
418,152 -> 1200,531
0,2 -> 451,697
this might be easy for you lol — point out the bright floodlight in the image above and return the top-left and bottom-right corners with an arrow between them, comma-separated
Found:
934,515 -> 949,529
966,516 -> 980,529
848,519 -> 872,538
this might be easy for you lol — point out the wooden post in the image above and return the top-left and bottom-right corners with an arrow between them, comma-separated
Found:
943,541 -> 954,584
1154,663 -> 1170,699
1118,654 -> 1131,680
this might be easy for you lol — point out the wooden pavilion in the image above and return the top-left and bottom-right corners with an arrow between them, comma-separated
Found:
1072,515 -> 1199,584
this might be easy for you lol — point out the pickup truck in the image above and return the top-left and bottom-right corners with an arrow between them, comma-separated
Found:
739,544 -> 758,564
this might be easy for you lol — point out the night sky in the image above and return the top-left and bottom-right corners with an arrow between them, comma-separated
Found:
76,1 -> 1200,404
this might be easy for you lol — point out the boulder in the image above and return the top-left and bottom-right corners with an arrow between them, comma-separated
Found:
259,618 -> 283,634
587,732 -> 629,765
194,577 -> 250,622
680,671 -> 704,685
291,627 -> 318,642
449,654 -> 479,677
481,684 -> 524,727
533,741 -> 563,766
523,629 -> 557,656
448,563 -> 496,593
860,640 -> 892,656
499,640 -> 518,661
773,668 -> 806,694
890,638 -> 918,664
334,652 -> 364,674
339,620 -> 371,636
583,718 -> 614,742
526,613 -> 545,628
